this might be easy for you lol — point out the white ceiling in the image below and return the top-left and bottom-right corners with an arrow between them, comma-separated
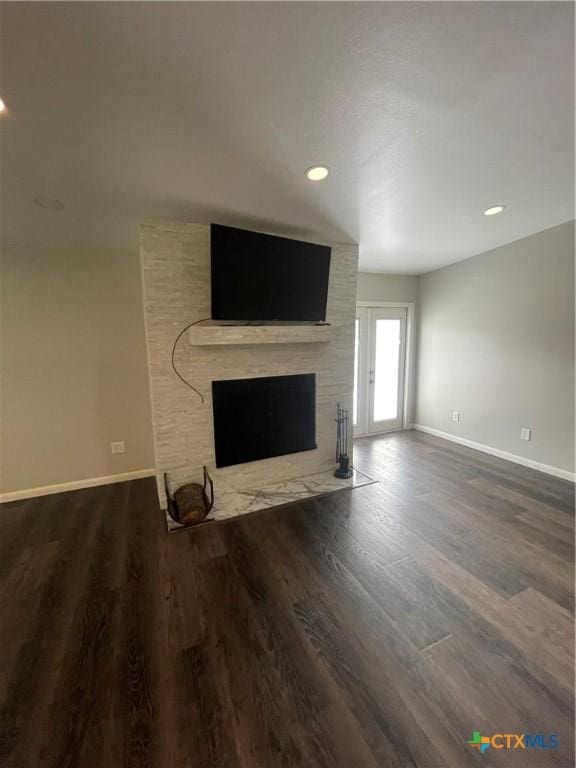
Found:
1,2 -> 573,273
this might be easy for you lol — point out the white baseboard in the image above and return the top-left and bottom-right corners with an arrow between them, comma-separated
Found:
0,468 -> 157,504
412,425 -> 575,482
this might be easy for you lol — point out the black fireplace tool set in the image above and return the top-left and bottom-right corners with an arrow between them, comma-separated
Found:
334,402 -> 354,479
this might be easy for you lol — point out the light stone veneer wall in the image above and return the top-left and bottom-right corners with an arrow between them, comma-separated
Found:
140,221 -> 359,507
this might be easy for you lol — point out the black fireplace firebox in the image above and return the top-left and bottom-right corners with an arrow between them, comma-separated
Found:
212,373 -> 316,468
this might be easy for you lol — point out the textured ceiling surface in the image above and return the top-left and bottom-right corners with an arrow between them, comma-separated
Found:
1,2 -> 574,273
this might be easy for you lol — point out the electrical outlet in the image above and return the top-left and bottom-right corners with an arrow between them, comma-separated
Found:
452,411 -> 460,423
520,428 -> 531,441
110,441 -> 125,454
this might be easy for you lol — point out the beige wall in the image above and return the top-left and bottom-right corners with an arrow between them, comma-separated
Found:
357,272 -> 418,303
415,221 -> 575,474
0,244 -> 154,494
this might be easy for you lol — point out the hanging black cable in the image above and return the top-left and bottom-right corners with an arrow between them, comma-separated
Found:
171,318 -> 211,403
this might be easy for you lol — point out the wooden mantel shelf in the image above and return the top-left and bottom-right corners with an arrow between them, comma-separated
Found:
188,323 -> 335,346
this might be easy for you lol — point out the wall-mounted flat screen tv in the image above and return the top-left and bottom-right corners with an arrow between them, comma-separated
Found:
211,224 -> 331,322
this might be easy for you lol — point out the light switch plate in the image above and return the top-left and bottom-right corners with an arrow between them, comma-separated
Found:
520,428 -> 531,441
452,411 -> 460,422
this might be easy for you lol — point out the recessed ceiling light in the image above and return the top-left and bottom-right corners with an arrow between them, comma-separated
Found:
305,165 -> 330,181
0,98 -> 6,113
34,196 -> 65,210
483,205 -> 505,216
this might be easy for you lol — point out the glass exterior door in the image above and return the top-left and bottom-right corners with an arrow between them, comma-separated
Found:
354,307 -> 407,435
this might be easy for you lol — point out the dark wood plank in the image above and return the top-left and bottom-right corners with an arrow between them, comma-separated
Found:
0,430 -> 573,767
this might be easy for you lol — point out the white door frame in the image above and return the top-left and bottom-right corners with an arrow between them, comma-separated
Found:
356,301 -> 415,434
354,307 -> 370,437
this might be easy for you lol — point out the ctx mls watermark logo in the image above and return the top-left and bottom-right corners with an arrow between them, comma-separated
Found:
468,731 -> 559,753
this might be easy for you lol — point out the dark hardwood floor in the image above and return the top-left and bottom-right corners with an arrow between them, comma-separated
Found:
1,430 -> 574,768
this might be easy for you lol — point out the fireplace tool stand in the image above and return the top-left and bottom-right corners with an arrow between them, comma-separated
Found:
334,402 -> 353,479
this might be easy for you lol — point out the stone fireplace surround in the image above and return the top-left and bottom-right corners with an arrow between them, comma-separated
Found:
140,220 -> 371,528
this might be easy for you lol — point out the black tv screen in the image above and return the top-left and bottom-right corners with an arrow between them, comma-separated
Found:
211,224 -> 331,322
212,373 -> 316,468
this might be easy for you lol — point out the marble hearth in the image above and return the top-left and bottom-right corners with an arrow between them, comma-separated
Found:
166,466 -> 377,532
